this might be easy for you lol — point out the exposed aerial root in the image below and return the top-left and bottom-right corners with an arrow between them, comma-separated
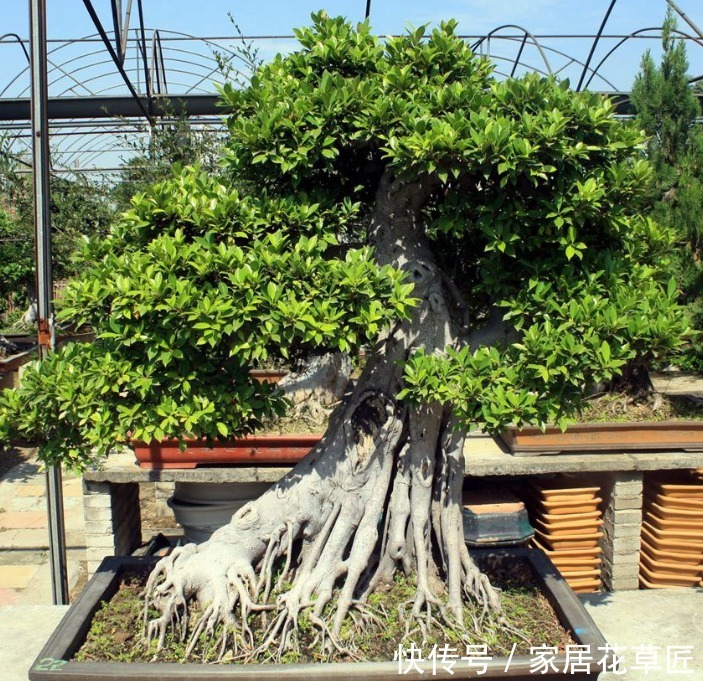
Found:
141,394 -> 504,662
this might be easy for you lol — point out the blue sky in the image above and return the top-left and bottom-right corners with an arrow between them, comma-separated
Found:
2,0 -> 703,95
2,1 -> 702,172
0,0 -> 698,40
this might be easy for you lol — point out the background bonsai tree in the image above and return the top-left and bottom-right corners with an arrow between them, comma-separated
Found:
0,14 -> 689,658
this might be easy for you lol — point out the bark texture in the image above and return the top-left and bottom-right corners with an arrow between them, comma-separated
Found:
143,173 -> 501,660
277,352 -> 352,426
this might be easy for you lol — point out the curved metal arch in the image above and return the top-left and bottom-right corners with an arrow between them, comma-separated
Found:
466,33 -> 619,91
143,49 -> 237,80
50,120 -> 138,160
576,0 -> 616,91
0,33 -> 30,63
584,26 -> 703,90
22,51 -> 226,102
471,24 -> 553,75
47,118 -> 148,161
46,51 -> 124,97
37,47 -> 219,98
55,134 -> 139,170
139,28 -> 256,96
49,112 -> 225,171
137,60 -> 239,92
2,44 -> 111,97
2,29 -> 250,100
148,45 -> 252,94
4,18 -> 702,173
45,58 -> 146,98
486,56 -> 550,80
145,29 -> 254,69
526,42 -> 619,90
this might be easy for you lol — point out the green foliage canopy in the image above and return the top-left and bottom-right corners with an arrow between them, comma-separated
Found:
0,208 -> 34,312
0,13 -> 690,468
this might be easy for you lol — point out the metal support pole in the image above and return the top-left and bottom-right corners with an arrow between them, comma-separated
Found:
29,0 -> 69,606
667,0 -> 703,44
576,0 -> 617,91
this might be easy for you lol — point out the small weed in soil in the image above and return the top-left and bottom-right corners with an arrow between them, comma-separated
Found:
75,559 -> 572,664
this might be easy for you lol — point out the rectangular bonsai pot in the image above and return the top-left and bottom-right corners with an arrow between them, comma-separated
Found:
30,549 -> 607,680
501,421 -> 703,456
132,434 -> 322,469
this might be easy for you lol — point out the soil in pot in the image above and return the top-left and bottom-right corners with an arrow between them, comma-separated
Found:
578,392 -> 703,423
503,393 -> 703,455
75,558 -> 573,664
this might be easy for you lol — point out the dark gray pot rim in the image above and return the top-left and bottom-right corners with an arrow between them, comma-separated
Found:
30,548 -> 607,680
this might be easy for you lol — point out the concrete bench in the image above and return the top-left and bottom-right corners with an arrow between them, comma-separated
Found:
82,438 -> 703,590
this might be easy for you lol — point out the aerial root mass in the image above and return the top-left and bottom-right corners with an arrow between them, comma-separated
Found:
142,393 -> 502,662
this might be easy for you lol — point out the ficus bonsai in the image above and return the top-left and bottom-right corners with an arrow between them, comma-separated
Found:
0,13 -> 690,659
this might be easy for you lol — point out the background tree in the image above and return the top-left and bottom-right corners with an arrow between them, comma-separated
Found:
0,143 -> 115,321
111,114 -> 225,214
631,8 -> 703,370
0,208 -> 34,318
0,15 -> 689,658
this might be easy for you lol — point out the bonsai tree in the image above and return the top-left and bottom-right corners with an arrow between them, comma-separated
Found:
0,14 -> 689,658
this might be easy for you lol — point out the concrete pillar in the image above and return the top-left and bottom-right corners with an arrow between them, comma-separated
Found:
599,471 -> 643,590
154,482 -> 175,517
82,481 -> 142,576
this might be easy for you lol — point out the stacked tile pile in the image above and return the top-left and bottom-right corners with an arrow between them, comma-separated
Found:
528,482 -> 604,593
639,479 -> 703,589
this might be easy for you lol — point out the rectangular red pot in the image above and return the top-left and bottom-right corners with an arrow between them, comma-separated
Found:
501,421 -> 703,456
132,434 -> 322,469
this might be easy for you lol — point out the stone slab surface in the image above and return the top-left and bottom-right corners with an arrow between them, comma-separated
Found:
85,443 -> 703,484
581,588 -> 703,680
650,371 -> 703,395
0,605 -> 69,681
0,455 -> 86,605
0,564 -> 39,588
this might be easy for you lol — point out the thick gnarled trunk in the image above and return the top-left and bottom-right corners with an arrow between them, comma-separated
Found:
143,173 -> 500,660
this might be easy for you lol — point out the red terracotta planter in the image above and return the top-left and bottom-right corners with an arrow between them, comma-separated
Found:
132,434 -> 322,469
501,421 -> 703,456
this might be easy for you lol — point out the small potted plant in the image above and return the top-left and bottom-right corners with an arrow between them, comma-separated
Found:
501,355 -> 702,457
